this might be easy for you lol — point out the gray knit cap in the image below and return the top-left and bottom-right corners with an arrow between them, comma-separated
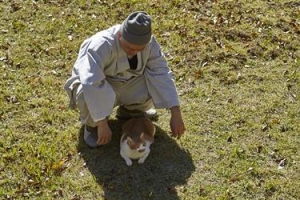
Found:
120,11 -> 152,45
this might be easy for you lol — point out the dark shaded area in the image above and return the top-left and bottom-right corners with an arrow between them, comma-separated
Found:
77,119 -> 195,200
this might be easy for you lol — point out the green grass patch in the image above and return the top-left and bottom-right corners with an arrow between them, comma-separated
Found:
1,0 -> 299,199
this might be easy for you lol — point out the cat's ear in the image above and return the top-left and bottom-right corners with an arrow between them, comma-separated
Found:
127,136 -> 133,145
140,132 -> 145,140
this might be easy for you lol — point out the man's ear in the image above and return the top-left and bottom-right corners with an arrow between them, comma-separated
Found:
117,31 -> 122,39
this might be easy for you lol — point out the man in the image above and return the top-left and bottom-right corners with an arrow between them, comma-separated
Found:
64,11 -> 185,147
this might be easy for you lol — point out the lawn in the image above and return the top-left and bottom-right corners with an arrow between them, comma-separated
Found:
1,0 -> 299,199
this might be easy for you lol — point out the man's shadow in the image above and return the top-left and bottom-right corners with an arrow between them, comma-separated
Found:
77,119 -> 195,200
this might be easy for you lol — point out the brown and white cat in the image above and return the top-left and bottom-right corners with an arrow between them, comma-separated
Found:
120,117 -> 156,166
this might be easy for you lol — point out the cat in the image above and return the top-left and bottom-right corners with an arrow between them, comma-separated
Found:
120,117 -> 156,166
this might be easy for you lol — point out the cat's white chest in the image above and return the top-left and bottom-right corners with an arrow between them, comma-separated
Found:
120,140 -> 151,159
120,139 -> 152,166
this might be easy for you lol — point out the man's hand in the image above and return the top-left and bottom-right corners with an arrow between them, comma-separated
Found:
97,119 -> 112,145
169,106 -> 185,139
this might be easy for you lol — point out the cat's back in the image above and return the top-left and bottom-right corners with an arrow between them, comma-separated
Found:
121,117 -> 155,139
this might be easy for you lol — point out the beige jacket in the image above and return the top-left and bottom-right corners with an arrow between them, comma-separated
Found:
64,24 -> 179,121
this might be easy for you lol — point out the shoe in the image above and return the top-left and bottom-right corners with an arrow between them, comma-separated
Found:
84,125 -> 99,148
116,106 -> 158,120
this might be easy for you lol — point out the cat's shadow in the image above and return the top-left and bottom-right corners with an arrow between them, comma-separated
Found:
77,119 -> 195,200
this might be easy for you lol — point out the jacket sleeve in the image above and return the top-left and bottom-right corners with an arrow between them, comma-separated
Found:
144,38 -> 180,109
78,45 -> 116,122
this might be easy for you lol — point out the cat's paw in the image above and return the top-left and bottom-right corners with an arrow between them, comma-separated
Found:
138,158 -> 146,164
126,160 -> 133,166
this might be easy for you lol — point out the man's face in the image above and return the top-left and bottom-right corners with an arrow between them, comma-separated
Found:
119,34 -> 147,58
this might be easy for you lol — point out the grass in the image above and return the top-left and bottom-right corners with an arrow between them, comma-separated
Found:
1,0 -> 299,199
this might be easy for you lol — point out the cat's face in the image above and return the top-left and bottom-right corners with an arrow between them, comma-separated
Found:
127,133 -> 147,152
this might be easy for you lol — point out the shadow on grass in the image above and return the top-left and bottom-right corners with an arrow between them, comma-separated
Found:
77,119 -> 195,200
